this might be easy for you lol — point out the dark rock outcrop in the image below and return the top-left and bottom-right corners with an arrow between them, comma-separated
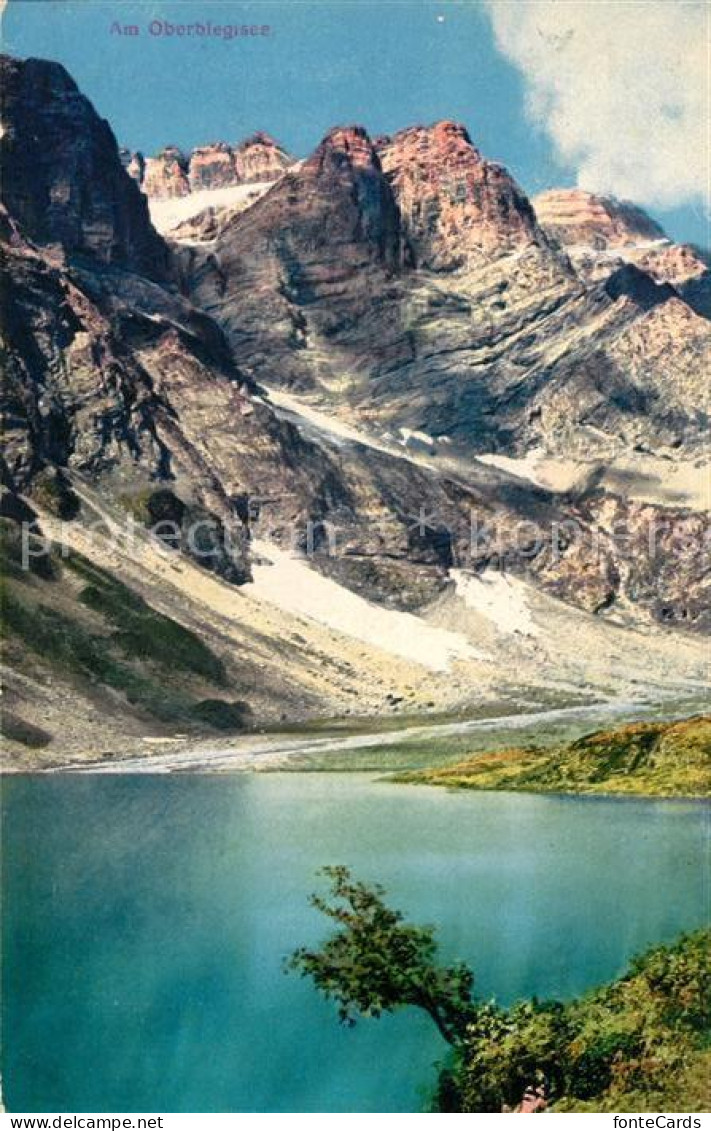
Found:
0,55 -> 168,281
603,263 -> 676,309
188,142 -> 237,191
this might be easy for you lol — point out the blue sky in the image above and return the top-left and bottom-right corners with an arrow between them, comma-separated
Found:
2,0 -> 707,247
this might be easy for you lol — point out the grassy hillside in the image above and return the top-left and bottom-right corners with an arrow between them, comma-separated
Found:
398,716 -> 711,798
1,517 -> 251,764
441,930 -> 711,1113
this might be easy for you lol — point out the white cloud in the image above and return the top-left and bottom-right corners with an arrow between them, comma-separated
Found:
485,0 -> 709,210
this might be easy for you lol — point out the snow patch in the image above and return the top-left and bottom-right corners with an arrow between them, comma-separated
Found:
477,449 -> 548,486
265,387 -> 390,452
452,569 -> 539,638
148,182 -> 273,234
245,541 -> 487,671
565,238 -> 670,259
399,427 -> 435,447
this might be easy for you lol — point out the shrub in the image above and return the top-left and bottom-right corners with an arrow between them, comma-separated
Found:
2,712 -> 53,748
188,699 -> 250,730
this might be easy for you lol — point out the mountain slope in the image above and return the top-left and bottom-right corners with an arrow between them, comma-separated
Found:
184,120 -> 709,460
534,188 -> 711,319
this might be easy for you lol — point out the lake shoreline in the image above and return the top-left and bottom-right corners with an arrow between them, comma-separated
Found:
392,779 -> 711,803
25,696 -> 673,775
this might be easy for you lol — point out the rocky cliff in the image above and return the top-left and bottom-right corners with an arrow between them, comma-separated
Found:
378,120 -> 541,266
534,188 -> 711,318
142,146 -> 191,199
188,142 -> 237,191
185,123 -> 406,390
185,120 -> 709,461
0,55 -> 168,281
233,131 -> 292,184
534,189 -> 666,250
123,131 -> 292,198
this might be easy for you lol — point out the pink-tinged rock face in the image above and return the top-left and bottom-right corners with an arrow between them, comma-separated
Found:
378,120 -> 540,268
533,188 -> 666,250
136,134 -> 292,195
188,143 -> 236,191
533,187 -> 710,315
142,146 -> 190,199
232,131 -> 292,184
636,241 -> 709,286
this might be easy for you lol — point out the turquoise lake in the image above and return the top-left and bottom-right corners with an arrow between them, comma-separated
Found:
2,773 -> 708,1113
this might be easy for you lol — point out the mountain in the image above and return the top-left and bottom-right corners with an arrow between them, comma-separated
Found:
1,55 -> 708,763
377,120 -> 541,263
0,55 -> 168,280
534,188 -> 711,319
121,131 -> 292,199
184,120 -> 709,461
534,188 -> 667,250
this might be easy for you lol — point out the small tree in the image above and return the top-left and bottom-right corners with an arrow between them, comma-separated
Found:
287,865 -> 477,1045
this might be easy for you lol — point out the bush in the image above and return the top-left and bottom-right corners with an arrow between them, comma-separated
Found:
454,931 -> 711,1112
292,867 -> 710,1113
2,711 -> 53,748
30,469 -> 80,520
188,699 -> 251,730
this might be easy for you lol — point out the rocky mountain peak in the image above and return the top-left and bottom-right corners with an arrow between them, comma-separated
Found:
534,187 -> 710,317
188,142 -> 236,191
0,54 -> 169,280
142,146 -> 191,199
290,125 -> 400,265
124,132 -> 292,197
232,130 -> 291,183
534,188 -> 666,250
310,124 -> 381,173
377,119 -> 540,268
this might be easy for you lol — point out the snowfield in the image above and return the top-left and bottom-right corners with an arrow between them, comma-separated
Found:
451,569 -> 540,637
148,182 -> 274,234
245,540 -> 487,671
